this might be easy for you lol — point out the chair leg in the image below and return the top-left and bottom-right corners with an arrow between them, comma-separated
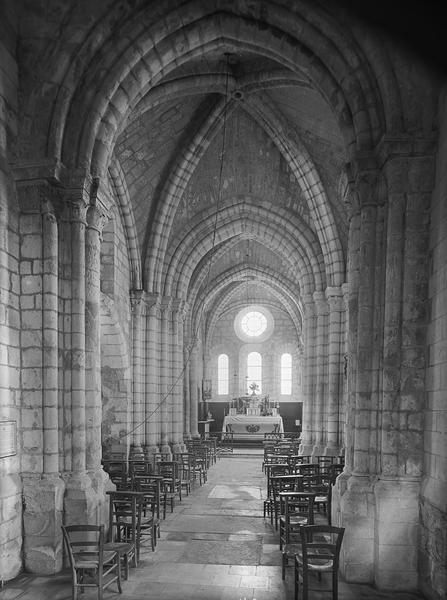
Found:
302,569 -> 308,600
333,570 -> 338,600
116,556 -> 122,593
282,552 -> 287,580
294,561 -> 299,600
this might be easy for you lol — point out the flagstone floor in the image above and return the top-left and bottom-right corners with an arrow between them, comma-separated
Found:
2,451 -> 426,600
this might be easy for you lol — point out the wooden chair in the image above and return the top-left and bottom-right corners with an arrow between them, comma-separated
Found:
280,492 -> 315,551
156,461 -> 182,517
133,475 -> 161,547
62,524 -> 122,600
294,525 -> 345,600
301,473 -> 332,522
107,490 -> 148,566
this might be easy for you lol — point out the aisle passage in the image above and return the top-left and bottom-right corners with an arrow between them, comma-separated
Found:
5,454 -> 425,600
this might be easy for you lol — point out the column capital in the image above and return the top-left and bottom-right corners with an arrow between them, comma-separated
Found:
145,292 -> 161,317
325,286 -> 345,311
130,289 -> 145,316
159,296 -> 173,316
313,290 -> 328,315
86,200 -> 109,234
354,168 -> 387,209
375,133 -> 437,166
16,178 -> 62,215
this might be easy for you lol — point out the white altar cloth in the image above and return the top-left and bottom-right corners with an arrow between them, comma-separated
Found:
222,415 -> 284,439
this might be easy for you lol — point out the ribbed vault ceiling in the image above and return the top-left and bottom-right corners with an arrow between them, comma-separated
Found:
18,0 -> 425,344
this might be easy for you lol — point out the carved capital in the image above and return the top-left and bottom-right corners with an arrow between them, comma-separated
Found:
325,286 -> 344,311
159,297 -> 172,318
313,290 -> 328,315
354,169 -> 386,209
86,201 -> 109,234
16,179 -> 61,215
130,289 -> 145,317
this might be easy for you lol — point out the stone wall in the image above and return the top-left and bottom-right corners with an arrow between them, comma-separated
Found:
0,2 -> 22,581
421,87 -> 447,600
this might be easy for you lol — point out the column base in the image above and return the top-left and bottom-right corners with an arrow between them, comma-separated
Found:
62,471 -> 101,526
160,444 -> 172,459
299,443 -> 314,456
0,474 -> 22,580
323,444 -> 343,457
311,444 -> 325,459
88,467 -> 113,531
333,474 -> 376,584
143,445 -> 160,459
374,478 -> 419,590
172,442 -> 183,454
22,474 -> 65,575
129,444 -> 144,459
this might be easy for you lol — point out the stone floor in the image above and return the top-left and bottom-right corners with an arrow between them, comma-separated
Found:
1,450 -> 426,600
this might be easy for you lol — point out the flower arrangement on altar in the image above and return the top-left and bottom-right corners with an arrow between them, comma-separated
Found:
249,382 -> 260,395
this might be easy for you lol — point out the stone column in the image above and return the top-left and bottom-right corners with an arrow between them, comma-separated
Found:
312,290 -> 329,458
84,199 -> 111,525
17,181 -> 65,574
189,345 -> 200,438
160,298 -> 172,455
325,286 -> 344,455
335,169 -> 385,584
61,178 -> 101,527
144,294 -> 160,457
374,154 -> 431,590
183,340 -> 192,440
85,201 -> 108,470
171,300 -> 184,452
130,290 -> 145,456
299,296 -> 316,455
340,283 -> 349,453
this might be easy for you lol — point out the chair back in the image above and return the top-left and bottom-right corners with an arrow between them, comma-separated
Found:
299,524 -> 345,571
293,463 -> 319,475
108,491 -> 139,546
62,524 -> 105,570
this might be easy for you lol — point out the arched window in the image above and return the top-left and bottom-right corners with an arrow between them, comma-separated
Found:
281,353 -> 292,395
217,354 -> 229,395
247,351 -> 262,394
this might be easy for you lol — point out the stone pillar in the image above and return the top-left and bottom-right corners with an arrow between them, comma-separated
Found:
340,283 -> 349,454
183,340 -> 192,440
299,296 -> 316,455
17,181 -> 65,574
189,345 -> 200,438
85,201 -> 108,469
85,199 -> 111,524
325,286 -> 344,455
160,298 -> 172,455
312,290 -> 329,458
62,180 -> 101,527
171,300 -> 184,453
144,294 -> 160,457
373,154 -> 430,590
335,169 -> 384,584
130,290 -> 145,456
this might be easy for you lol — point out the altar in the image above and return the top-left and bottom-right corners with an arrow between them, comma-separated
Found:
222,414 -> 284,440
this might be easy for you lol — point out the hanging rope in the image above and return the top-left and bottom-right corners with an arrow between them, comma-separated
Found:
120,53 -> 233,439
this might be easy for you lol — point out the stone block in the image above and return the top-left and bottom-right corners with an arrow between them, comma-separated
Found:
377,521 -> 418,546
24,543 -> 63,575
376,569 -> 418,590
0,538 -> 22,580
1,494 -> 21,521
21,235 -> 42,259
377,544 -> 417,571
